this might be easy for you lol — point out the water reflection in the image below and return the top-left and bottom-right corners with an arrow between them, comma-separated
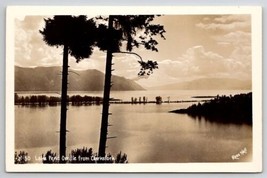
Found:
187,113 -> 252,126
15,102 -> 252,163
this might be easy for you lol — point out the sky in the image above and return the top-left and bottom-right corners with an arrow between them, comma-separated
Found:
15,15 -> 252,88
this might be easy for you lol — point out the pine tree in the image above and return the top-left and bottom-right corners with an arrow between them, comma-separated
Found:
96,15 -> 166,157
40,15 -> 97,163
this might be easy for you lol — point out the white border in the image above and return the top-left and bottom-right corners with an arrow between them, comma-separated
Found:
6,6 -> 262,172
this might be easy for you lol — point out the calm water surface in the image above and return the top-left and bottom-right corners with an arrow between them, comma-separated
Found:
15,90 -> 252,163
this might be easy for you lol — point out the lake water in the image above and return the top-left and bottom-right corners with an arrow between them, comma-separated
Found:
15,90 -> 252,163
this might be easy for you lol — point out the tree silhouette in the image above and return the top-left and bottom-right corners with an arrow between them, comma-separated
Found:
96,15 -> 165,157
40,15 -> 96,163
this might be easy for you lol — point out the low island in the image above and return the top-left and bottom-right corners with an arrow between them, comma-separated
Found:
170,92 -> 252,125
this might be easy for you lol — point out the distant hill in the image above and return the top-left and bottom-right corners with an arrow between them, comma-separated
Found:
149,78 -> 251,90
15,66 -> 144,91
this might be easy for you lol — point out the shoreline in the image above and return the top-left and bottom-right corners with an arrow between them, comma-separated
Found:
170,92 -> 252,125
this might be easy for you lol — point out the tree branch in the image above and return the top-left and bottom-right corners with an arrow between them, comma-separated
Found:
113,51 -> 143,62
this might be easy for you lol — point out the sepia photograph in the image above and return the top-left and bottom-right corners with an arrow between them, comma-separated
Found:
6,6 -> 262,172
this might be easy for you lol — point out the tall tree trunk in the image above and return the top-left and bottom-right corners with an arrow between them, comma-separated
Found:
59,44 -> 69,163
98,16 -> 114,157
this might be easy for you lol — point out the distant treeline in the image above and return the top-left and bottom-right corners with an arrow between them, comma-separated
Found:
170,92 -> 252,125
15,93 -> 205,106
15,93 -> 103,106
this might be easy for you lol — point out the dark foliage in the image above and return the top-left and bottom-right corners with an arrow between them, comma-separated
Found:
70,95 -> 102,105
42,148 -> 128,164
138,60 -> 159,76
14,93 -> 103,106
96,15 -> 166,52
95,15 -> 165,76
115,151 -> 128,163
69,147 -> 96,163
42,150 -> 59,163
112,15 -> 165,52
40,16 -> 97,62
15,151 -> 29,164
155,96 -> 163,104
170,93 -> 252,125
96,23 -> 122,52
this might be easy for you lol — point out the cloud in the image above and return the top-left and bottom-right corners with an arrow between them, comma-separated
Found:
176,46 -> 228,77
111,53 -> 141,78
195,15 -> 251,76
215,31 -> 251,46
68,48 -> 107,71
15,16 -> 107,72
196,15 -> 250,32
188,46 -> 250,79
14,15 -> 252,88
15,16 -> 63,67
213,15 -> 250,24
138,45 -> 251,87
215,31 -> 251,70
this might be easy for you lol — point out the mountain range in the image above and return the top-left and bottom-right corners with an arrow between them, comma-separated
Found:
149,78 -> 251,90
15,66 -> 144,91
15,66 -> 251,91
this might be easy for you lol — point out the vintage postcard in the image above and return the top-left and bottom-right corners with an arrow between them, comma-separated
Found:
6,6 -> 262,172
